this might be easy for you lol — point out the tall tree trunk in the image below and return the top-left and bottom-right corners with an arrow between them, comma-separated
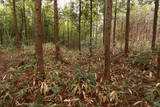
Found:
153,0 -> 160,79
157,52 -> 160,79
20,8 -> 24,41
70,23 -> 73,49
84,20 -> 87,41
124,0 -> 130,56
67,20 -> 70,48
0,29 -> 3,44
103,0 -> 106,45
54,0 -> 62,61
62,27 -> 65,45
95,20 -> 98,47
151,0 -> 159,50
44,22 -> 49,43
113,0 -> 118,46
23,0 -> 27,45
90,0 -> 93,56
104,0 -> 112,81
34,0 -> 44,78
12,0 -> 20,49
78,0 -> 82,52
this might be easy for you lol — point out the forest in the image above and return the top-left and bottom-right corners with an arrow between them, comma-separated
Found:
0,0 -> 160,106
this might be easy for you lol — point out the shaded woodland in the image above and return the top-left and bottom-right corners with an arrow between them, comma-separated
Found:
0,0 -> 160,106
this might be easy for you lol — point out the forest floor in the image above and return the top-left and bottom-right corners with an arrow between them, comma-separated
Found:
0,44 -> 160,107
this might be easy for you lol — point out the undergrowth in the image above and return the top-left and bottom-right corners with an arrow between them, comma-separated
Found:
0,43 -> 160,106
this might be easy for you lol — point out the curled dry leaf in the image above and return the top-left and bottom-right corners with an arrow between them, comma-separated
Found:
156,83 -> 160,87
133,101 -> 143,105
40,82 -> 49,95
83,91 -> 87,99
109,91 -> 118,102
64,98 -> 79,102
128,89 -> 133,94
3,74 -> 7,80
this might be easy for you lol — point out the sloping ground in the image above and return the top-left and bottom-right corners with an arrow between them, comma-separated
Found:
0,44 -> 160,107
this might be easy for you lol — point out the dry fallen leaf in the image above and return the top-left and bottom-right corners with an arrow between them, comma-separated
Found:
40,82 -> 49,95
133,101 -> 143,105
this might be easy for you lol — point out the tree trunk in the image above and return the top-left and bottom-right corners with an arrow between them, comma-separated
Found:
90,0 -> 93,56
67,20 -> 70,48
23,0 -> 27,45
124,0 -> 130,56
34,0 -> 44,78
0,29 -> 3,44
103,0 -> 106,45
95,20 -> 98,47
104,0 -> 112,81
157,52 -> 160,79
20,8 -> 24,41
78,0 -> 82,52
12,0 -> 20,49
151,0 -> 159,50
113,0 -> 118,46
70,23 -> 73,49
62,27 -> 65,45
54,0 -> 62,61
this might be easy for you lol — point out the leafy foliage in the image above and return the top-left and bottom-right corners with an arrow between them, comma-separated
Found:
129,50 -> 156,71
145,83 -> 160,107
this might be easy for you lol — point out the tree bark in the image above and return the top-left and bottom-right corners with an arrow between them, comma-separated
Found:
70,23 -> 73,49
95,20 -> 98,47
62,27 -> 65,45
78,0 -> 82,52
124,0 -> 130,56
12,0 -> 20,49
0,29 -> 3,44
104,0 -> 112,81
103,0 -> 106,45
90,0 -> 93,56
20,8 -> 24,41
54,0 -> 62,61
34,0 -> 44,78
157,52 -> 160,79
151,0 -> 159,50
23,0 -> 27,44
67,20 -> 70,48
113,0 -> 118,46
